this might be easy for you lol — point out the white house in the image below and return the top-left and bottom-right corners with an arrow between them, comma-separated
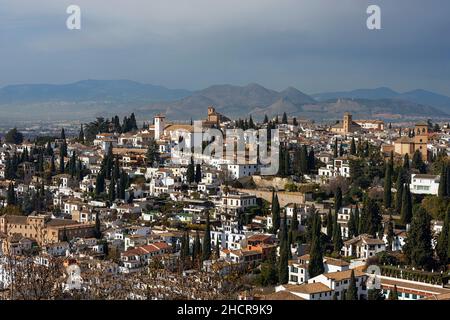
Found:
410,174 -> 440,195
342,234 -> 386,259
318,159 -> 350,179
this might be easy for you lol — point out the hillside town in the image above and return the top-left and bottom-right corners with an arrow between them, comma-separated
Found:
1,107 -> 450,301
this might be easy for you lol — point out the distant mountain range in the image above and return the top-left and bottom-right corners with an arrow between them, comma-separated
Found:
0,80 -> 449,122
312,87 -> 450,112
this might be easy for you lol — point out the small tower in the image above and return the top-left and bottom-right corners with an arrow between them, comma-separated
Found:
154,114 -> 165,140
343,113 -> 352,133
414,122 -> 428,160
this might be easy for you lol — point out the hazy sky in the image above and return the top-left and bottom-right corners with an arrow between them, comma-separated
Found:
1,0 -> 449,95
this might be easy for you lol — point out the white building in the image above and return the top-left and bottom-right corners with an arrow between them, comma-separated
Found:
318,159 -> 350,179
410,174 -> 440,196
227,164 -> 259,179
342,234 -> 386,259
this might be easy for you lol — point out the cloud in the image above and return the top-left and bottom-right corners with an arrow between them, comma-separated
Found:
0,0 -> 449,94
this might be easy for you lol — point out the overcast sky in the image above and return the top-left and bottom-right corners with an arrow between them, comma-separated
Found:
0,0 -> 449,95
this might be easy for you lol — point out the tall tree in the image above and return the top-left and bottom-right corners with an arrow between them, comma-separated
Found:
350,137 -> 356,155
384,153 -> 393,208
5,128 -> 24,144
146,138 -> 159,166
195,164 -> 202,184
335,187 -> 343,214
192,231 -> 202,267
436,208 -> 449,266
186,158 -> 195,184
78,124 -> 85,143
278,216 -> 289,284
386,219 -> 395,251
345,270 -> 358,300
308,214 -> 324,278
333,214 -> 343,254
348,209 -> 357,238
403,153 -> 410,170
95,171 -> 105,195
388,285 -> 399,300
94,213 -> 102,239
59,151 -> 65,174
439,165 -> 448,198
400,185 -> 413,225
281,112 -> 288,124
108,176 -> 116,202
404,207 -> 432,269
202,212 -> 212,261
326,209 -> 334,239
334,138 -> 338,158
353,204 -> 360,237
6,183 -> 16,206
271,192 -> 281,234
50,154 -> 56,175
289,204 -> 299,245
300,145 -> 308,174
411,150 -> 426,173
307,149 -> 315,173
395,169 -> 405,214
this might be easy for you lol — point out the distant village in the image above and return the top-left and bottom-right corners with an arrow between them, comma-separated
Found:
0,106 -> 450,300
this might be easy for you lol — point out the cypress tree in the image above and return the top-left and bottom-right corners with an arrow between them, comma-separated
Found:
350,137 -> 356,155
335,187 -> 343,214
333,214 -> 343,254
69,151 -> 77,178
282,112 -> 288,124
307,149 -> 315,173
326,209 -> 334,239
278,216 -> 289,284
400,185 -> 413,225
215,242 -> 220,259
271,192 -> 281,234
404,207 -> 432,269
334,139 -> 338,158
59,151 -> 65,174
345,270 -> 358,300
78,124 -> 85,143
291,204 -> 299,234
186,158 -> 195,184
446,164 -> 450,197
202,212 -> 212,261
6,183 -> 16,206
308,214 -> 324,278
439,165 -> 448,197
395,169 -> 405,214
195,164 -> 202,184
50,154 -> 56,176
388,285 -> 399,300
94,213 -> 101,239
95,171 -> 105,195
108,176 -> 116,202
263,114 -> 269,124
403,154 -> 409,170
387,219 -> 395,251
384,155 -> 393,208
348,210 -> 356,238
436,208 -> 449,266
353,204 -> 360,237
300,145 -> 308,174
193,231 -> 202,267
411,150 -> 426,173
